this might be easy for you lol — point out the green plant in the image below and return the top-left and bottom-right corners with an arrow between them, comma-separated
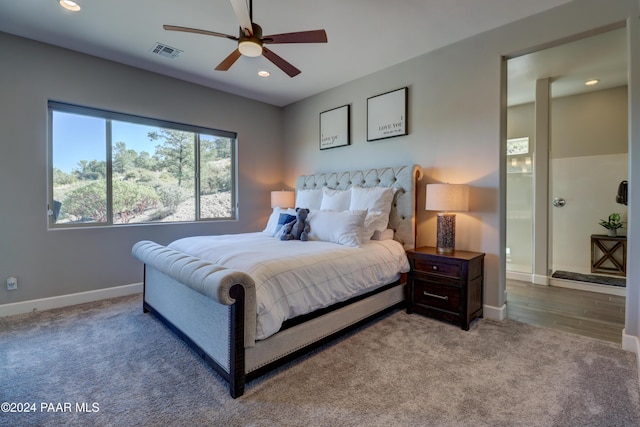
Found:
156,184 -> 190,213
599,213 -> 624,230
62,180 -> 160,223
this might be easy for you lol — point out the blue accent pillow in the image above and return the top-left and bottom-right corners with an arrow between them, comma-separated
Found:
273,213 -> 296,237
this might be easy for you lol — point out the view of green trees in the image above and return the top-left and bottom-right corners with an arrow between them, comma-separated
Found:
53,129 -> 232,224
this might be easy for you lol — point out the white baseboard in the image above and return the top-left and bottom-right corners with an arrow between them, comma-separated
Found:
506,271 -> 549,286
0,283 -> 143,317
483,303 -> 506,321
621,329 -> 640,385
622,328 -> 639,353
506,270 -> 533,282
532,274 -> 549,285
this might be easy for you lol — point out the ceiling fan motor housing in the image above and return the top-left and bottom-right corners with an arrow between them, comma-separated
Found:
238,23 -> 263,57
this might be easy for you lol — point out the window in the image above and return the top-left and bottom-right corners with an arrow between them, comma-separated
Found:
48,101 -> 236,227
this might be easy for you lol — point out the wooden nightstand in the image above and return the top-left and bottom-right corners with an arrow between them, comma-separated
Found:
406,247 -> 485,330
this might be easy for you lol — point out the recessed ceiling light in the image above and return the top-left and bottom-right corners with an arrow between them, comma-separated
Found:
258,70 -> 270,77
585,79 -> 599,86
59,0 -> 81,11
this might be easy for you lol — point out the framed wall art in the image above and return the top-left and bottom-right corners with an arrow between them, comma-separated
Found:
506,137 -> 530,155
320,104 -> 350,150
367,87 -> 408,141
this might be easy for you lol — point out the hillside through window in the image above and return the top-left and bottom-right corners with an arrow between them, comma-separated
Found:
49,102 -> 236,227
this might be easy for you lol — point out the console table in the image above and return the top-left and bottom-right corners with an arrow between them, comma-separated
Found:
591,234 -> 626,276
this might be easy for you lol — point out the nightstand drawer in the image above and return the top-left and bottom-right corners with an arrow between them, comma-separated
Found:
413,279 -> 460,313
413,258 -> 463,279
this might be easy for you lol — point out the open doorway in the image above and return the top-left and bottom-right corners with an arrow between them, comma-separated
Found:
505,26 -> 628,342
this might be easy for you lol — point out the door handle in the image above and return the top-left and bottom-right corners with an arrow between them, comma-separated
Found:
553,197 -> 566,208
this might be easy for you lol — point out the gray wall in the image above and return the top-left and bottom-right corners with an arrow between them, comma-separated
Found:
508,103 -> 535,143
508,86 -> 629,157
282,0 -> 640,326
552,86 -> 629,158
0,32 -> 284,304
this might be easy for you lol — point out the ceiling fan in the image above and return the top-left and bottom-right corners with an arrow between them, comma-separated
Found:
163,0 -> 327,77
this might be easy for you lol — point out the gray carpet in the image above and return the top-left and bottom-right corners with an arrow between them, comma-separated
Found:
1,294 -> 639,427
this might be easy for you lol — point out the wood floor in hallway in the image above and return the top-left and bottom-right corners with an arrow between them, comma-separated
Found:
506,279 -> 626,343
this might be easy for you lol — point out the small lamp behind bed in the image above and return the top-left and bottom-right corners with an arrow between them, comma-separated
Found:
426,183 -> 469,254
271,190 -> 295,209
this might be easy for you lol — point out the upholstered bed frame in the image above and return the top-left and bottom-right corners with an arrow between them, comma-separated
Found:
132,164 -> 422,398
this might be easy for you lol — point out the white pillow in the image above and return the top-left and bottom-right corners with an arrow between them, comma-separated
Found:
295,189 -> 323,210
372,228 -> 395,241
263,207 -> 296,235
263,207 -> 283,235
349,185 -> 396,213
320,187 -> 351,211
349,185 -> 397,237
307,209 -> 366,247
362,212 -> 386,243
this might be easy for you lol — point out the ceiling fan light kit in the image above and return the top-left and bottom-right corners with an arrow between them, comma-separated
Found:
238,40 -> 262,57
238,24 -> 263,57
58,0 -> 81,12
163,0 -> 327,77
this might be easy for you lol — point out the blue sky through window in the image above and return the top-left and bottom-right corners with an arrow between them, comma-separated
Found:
52,111 -> 162,173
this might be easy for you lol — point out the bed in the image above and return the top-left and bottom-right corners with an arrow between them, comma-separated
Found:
132,164 -> 422,398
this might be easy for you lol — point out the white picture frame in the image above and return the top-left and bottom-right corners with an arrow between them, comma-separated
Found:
367,87 -> 408,141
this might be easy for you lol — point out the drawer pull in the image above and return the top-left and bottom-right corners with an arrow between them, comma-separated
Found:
432,265 -> 438,271
423,291 -> 448,300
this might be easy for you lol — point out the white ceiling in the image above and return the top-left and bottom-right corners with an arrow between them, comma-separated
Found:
1,0 -> 624,108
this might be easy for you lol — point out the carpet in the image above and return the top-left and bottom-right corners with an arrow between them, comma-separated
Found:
552,270 -> 626,287
1,294 -> 639,426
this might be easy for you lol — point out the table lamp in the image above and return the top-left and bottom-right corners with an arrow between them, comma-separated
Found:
425,183 -> 469,253
271,190 -> 295,209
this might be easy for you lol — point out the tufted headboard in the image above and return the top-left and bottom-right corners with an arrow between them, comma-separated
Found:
295,165 -> 423,250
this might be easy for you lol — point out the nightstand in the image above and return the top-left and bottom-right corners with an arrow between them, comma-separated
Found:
590,234 -> 626,276
406,247 -> 485,330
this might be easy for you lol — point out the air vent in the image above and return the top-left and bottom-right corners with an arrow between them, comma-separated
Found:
150,43 -> 183,59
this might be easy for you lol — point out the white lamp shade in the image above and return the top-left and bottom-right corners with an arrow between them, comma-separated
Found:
271,190 -> 295,208
426,184 -> 469,212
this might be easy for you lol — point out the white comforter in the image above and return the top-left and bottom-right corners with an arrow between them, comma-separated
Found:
168,232 -> 409,340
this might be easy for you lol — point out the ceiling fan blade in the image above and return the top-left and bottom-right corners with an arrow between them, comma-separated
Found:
163,25 -> 238,41
215,49 -> 242,71
264,29 -> 328,44
229,0 -> 253,35
262,47 -> 301,77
